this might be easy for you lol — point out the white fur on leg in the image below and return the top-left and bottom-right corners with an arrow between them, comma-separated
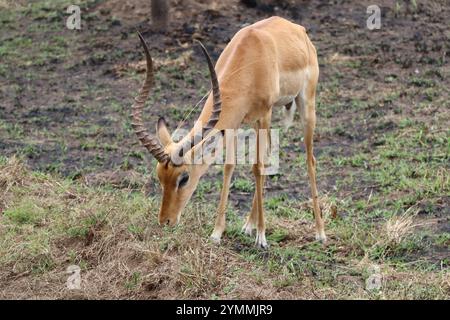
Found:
315,231 -> 327,243
242,219 -> 256,236
255,229 -> 268,249
210,230 -> 223,245
282,100 -> 296,130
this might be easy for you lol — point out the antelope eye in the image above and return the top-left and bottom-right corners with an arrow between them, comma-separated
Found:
178,172 -> 189,188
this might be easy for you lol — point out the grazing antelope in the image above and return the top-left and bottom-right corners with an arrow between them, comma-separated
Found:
131,16 -> 325,248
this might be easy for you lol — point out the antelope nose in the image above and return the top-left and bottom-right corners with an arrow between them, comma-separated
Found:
159,217 -> 171,226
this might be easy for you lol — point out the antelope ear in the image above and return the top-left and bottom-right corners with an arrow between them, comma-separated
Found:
156,117 -> 173,146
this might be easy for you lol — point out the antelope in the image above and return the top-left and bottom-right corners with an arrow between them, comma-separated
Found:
131,16 -> 325,248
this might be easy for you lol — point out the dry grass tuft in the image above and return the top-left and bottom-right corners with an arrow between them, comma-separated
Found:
0,0 -> 25,9
384,209 -> 418,245
0,156 -> 27,192
296,195 -> 337,220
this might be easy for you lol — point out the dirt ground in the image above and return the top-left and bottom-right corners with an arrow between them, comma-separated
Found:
1,0 -> 448,205
0,0 -> 449,299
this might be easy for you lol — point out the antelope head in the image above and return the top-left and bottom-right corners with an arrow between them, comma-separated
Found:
131,33 -> 223,226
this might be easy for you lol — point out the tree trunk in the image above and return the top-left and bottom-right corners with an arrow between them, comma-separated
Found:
151,0 -> 169,32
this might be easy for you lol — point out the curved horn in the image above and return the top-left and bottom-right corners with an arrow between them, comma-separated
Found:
197,40 -> 222,132
131,32 -> 169,164
176,41 -> 223,159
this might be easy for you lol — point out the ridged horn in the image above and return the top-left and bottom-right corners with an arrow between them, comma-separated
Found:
131,31 -> 169,164
175,41 -> 223,159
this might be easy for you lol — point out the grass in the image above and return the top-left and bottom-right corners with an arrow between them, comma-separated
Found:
0,156 -> 448,299
0,120 -> 25,140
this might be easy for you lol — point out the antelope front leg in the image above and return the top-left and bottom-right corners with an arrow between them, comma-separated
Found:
210,164 -> 235,244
